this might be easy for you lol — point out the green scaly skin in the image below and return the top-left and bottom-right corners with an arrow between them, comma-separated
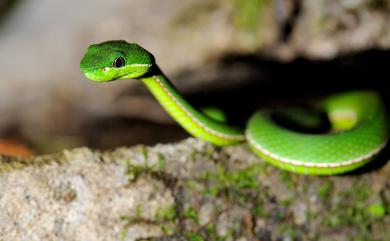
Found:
80,40 -> 389,175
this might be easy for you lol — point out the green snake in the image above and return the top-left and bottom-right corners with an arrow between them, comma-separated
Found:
80,40 -> 389,175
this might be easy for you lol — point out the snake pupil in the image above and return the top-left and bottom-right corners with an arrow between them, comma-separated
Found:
113,57 -> 125,68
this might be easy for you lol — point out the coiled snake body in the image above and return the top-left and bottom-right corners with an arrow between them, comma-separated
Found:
80,41 -> 389,175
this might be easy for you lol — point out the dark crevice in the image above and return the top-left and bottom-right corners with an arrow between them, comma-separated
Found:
274,0 -> 302,42
184,49 -> 390,126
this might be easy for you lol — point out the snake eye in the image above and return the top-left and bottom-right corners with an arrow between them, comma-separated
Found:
113,57 -> 125,68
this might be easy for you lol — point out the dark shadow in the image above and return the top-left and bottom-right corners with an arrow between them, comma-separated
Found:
0,0 -> 22,27
81,116 -> 188,150
185,49 -> 390,126
348,142 -> 390,175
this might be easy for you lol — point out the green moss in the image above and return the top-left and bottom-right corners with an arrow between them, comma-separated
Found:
275,211 -> 286,222
322,182 -> 385,231
155,205 -> 177,222
367,202 -> 386,219
135,204 -> 143,219
221,229 -> 235,240
185,232 -> 205,241
142,146 -> 149,161
279,198 -> 293,207
119,215 -> 130,221
205,145 -> 217,157
232,0 -> 267,33
276,223 -> 298,240
124,154 -> 165,182
155,205 -> 179,235
279,170 -> 295,189
322,183 -> 373,228
161,223 -> 177,236
183,207 -> 199,224
347,182 -> 370,202
324,203 -> 367,228
157,153 -> 166,170
119,228 -> 128,241
323,215 -> 342,227
119,205 -> 176,237
204,223 -> 223,241
253,201 -> 265,217
185,180 -> 202,191
230,166 -> 262,190
203,185 -> 220,198
0,152 -> 65,174
200,164 -> 262,203
317,181 -> 333,199
354,235 -> 380,241
124,160 -> 146,182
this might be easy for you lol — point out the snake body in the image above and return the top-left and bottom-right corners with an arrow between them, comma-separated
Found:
80,41 -> 389,175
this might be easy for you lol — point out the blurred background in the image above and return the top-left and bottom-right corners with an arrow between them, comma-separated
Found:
0,0 -> 389,155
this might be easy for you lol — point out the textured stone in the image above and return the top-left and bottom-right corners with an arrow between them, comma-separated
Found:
0,138 -> 389,240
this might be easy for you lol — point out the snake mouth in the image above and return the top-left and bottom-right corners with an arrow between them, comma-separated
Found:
82,67 -> 116,82
83,64 -> 153,82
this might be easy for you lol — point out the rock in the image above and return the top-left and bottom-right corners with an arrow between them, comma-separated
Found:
198,202 -> 216,226
216,206 -> 249,237
1,138 -> 389,240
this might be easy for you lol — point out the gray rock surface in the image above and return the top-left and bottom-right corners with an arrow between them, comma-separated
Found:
1,138 -> 389,240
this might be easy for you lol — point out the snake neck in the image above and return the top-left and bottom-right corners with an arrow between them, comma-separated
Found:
139,66 -> 245,146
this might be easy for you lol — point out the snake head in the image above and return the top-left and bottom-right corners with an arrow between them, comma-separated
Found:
80,40 -> 154,82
